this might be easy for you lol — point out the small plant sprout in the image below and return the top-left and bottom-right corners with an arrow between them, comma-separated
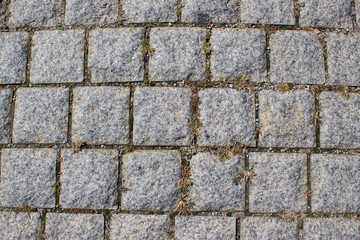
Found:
236,161 -> 256,183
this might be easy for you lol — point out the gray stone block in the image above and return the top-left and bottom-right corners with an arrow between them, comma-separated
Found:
210,28 -> 266,82
72,87 -> 130,144
60,149 -> 118,209
190,153 -> 245,211
0,90 -> 11,144
0,32 -> 28,84
149,28 -> 206,82
240,0 -> 295,25
270,31 -> 325,84
110,214 -> 170,240
45,213 -> 104,240
0,148 -> 56,208
88,28 -> 144,83
30,30 -> 84,84
181,0 -> 237,23
259,90 -> 316,148
319,92 -> 359,149
122,0 -> 177,23
175,216 -> 236,240
0,212 -> 40,240
240,217 -> 298,240
121,150 -> 181,211
311,154 -> 360,213
13,88 -> 69,144
327,33 -> 360,86
299,0 -> 352,28
133,87 -> 191,146
249,152 -> 308,212
65,0 -> 118,25
9,0 -> 63,27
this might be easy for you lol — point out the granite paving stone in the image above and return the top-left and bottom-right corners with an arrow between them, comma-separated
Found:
0,89 -> 11,144
0,212 -> 41,240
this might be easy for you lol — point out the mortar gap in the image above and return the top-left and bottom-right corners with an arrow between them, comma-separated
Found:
176,0 -> 182,23
38,209 -> 48,240
54,149 -> 62,209
9,87 -> 17,144
67,87 -> 74,144
128,86 -> 135,145
25,30 -> 35,87
350,0 -> 359,29
142,27 -> 151,84
83,28 -> 91,85
254,92 -> 260,148
306,153 -> 312,215
244,153 -> 250,215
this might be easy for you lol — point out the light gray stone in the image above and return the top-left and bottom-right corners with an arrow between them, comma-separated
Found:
0,212 -> 40,240
149,28 -> 206,82
270,31 -> 325,84
249,152 -> 308,212
0,148 -> 56,208
13,88 -> 69,144
30,30 -> 84,84
122,0 -> 177,23
259,90 -> 316,148
133,87 -> 191,146
0,32 -> 28,84
311,154 -> 360,213
88,28 -> 144,83
72,87 -> 130,144
45,213 -> 104,240
121,150 -> 181,211
319,92 -> 359,149
0,90 -> 11,144
190,153 -> 245,211
60,149 -> 118,209
299,0 -> 352,28
327,33 -> 360,86
110,214 -> 170,240
210,28 -> 266,82
175,216 -> 236,240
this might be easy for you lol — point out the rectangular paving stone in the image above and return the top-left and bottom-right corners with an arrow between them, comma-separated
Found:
311,154 -> 360,213
110,214 -> 170,240
149,28 -> 206,82
45,213 -> 104,240
327,33 -> 360,86
249,152 -> 308,212
175,216 -> 236,240
259,90 -> 316,148
89,28 -> 144,83
0,32 -> 28,84
190,153 -> 245,211
60,149 -> 118,209
210,28 -> 266,82
13,88 -> 69,144
319,92 -> 359,149
0,89 -> 11,144
72,87 -> 130,144
0,212 -> 40,240
30,30 -> 84,84
121,150 -> 181,211
0,148 -> 56,208
270,31 -> 325,84
133,87 -> 191,146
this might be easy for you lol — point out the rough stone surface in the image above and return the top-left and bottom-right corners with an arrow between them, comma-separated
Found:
175,216 -> 236,240
45,213 -> 104,240
149,28 -> 206,82
0,212 -> 41,240
240,217 -> 298,240
259,90 -> 316,148
122,0 -> 177,23
319,92 -> 359,149
249,152 -> 308,212
270,31 -> 325,84
299,0 -> 352,28
0,32 -> 28,84
0,90 -> 11,144
240,0 -> 295,25
133,87 -> 191,146
60,149 -> 118,209
0,148 -> 56,208
30,30 -> 84,84
13,88 -> 69,144
210,28 -> 266,82
327,33 -> 360,86
72,87 -> 130,144
110,214 -> 170,240
121,150 -> 181,211
190,153 -> 245,211
311,154 -> 360,213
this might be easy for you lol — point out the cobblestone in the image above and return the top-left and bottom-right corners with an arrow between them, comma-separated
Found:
0,90 -> 11,144
0,212 -> 41,240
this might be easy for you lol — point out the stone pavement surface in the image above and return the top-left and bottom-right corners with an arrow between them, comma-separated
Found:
0,0 -> 359,239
